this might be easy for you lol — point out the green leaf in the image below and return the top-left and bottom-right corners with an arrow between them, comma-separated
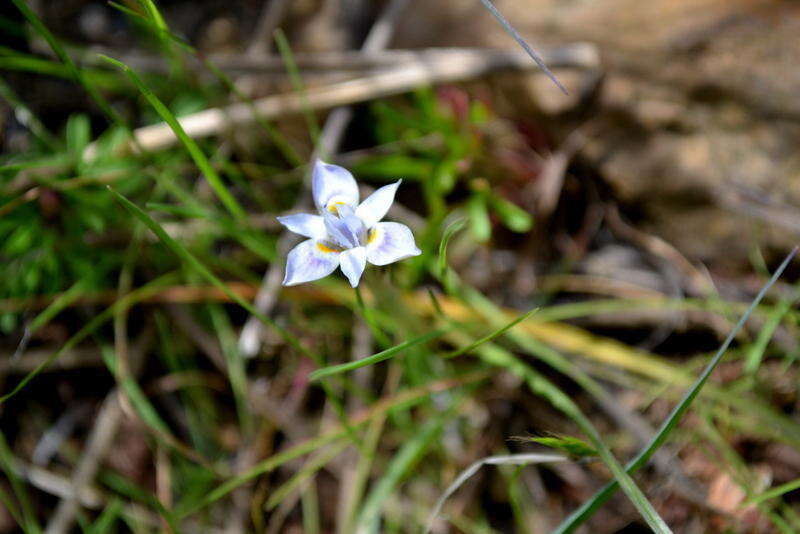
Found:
0,431 -> 42,533
488,193 -> 533,233
434,160 -> 457,194
437,217 -> 466,279
65,113 -> 91,155
4,224 -> 36,255
467,194 -> 491,242
350,155 -> 433,181
11,0 -> 127,127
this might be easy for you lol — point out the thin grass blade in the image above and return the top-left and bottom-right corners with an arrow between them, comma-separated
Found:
478,0 -> 567,94
176,372 -> 487,518
309,328 -> 449,381
747,478 -> 800,507
425,453 -> 568,533
1,273 -> 179,404
355,402 -> 460,532
552,247 -> 798,534
443,307 -> 537,359
99,55 -> 247,221
107,187 -> 305,354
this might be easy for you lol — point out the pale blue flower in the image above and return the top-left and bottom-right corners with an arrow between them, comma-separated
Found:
278,160 -> 421,288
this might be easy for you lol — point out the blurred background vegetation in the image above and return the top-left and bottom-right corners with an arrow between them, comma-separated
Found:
1,1 -> 800,533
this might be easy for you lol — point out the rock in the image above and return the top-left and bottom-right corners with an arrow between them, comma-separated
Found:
394,0 -> 800,269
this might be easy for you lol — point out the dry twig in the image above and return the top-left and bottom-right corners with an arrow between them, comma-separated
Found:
83,45 -> 598,160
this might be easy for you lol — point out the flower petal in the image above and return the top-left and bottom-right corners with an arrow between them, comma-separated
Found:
339,246 -> 367,287
312,160 -> 359,212
283,239 -> 340,286
355,180 -> 401,228
276,213 -> 327,239
323,210 -> 363,249
366,222 -> 421,266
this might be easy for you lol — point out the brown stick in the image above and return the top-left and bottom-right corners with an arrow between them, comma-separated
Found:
84,45 -> 598,160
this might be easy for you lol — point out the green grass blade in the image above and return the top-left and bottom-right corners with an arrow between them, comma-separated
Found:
265,440 -> 350,510
26,279 -> 88,336
111,184 -> 366,452
443,308 -> 537,359
552,247 -> 797,534
88,498 -> 123,534
101,347 -> 171,436
207,303 -> 253,434
107,187 -> 304,354
107,1 -> 193,53
11,0 -> 127,127
98,469 -> 181,531
1,273 -> 179,404
273,29 -> 321,148
176,372 -> 486,518
425,452 -> 568,533
437,217 -> 466,280
0,432 -> 41,533
138,0 -> 168,33
309,328 -> 449,381
355,403 -> 458,532
0,75 -> 59,150
11,278 -> 90,362
340,412 -> 387,534
311,304 -> 534,383
99,55 -> 247,221
747,478 -> 800,506
744,298 -> 792,375
467,337 -> 672,533
0,485 -> 23,528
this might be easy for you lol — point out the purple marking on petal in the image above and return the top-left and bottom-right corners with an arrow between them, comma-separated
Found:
283,239 -> 340,286
323,209 -> 366,249
366,222 -> 421,266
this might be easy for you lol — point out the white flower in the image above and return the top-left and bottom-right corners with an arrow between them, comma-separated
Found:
278,160 -> 422,288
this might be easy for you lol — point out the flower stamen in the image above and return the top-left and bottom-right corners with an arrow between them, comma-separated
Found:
316,242 -> 340,253
327,201 -> 346,214
367,228 -> 378,245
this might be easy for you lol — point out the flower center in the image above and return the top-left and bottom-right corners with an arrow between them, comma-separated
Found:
327,201 -> 346,214
316,242 -> 340,254
322,205 -> 367,249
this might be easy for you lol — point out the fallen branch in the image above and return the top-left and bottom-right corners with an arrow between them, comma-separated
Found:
85,44 -> 598,159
